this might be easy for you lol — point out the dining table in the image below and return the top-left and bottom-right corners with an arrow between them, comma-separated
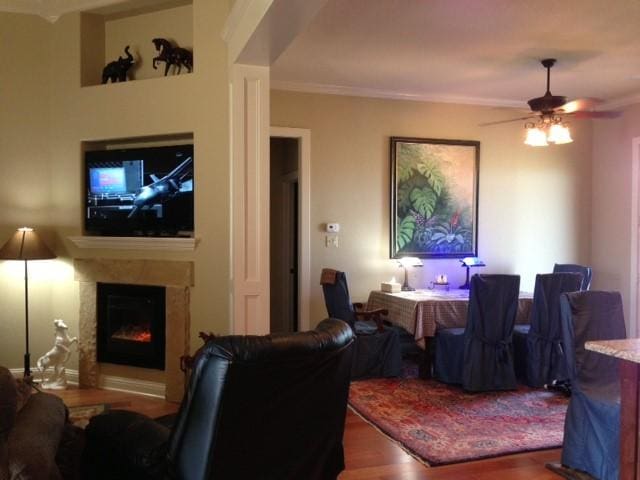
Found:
367,287 -> 534,346
367,287 -> 533,377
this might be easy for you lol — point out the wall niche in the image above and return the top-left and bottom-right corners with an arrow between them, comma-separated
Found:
80,0 -> 193,87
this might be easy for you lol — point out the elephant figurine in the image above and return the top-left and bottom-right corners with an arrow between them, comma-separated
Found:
102,46 -> 135,84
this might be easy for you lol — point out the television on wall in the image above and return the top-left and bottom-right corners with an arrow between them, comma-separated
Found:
85,144 -> 194,237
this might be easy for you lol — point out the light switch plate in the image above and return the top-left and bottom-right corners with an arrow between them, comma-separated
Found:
325,235 -> 339,247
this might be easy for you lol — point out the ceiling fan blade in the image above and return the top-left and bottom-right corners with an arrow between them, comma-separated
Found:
559,97 -> 604,113
479,115 -> 535,127
570,110 -> 622,120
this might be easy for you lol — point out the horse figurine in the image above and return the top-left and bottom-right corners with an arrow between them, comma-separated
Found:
152,38 -> 193,76
36,319 -> 77,389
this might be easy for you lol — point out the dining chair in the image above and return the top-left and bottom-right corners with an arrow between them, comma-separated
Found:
320,268 -> 402,379
512,272 -> 583,387
550,291 -> 626,480
553,263 -> 592,291
434,274 -> 520,392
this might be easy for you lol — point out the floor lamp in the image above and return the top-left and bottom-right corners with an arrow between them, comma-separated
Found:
0,227 -> 56,380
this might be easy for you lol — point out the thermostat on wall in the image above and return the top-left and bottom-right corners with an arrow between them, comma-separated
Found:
326,223 -> 340,233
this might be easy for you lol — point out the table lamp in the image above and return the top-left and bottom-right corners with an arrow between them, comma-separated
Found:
0,227 -> 56,380
459,257 -> 485,289
398,256 -> 423,291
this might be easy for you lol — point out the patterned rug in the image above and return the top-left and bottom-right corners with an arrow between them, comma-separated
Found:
67,403 -> 109,428
349,371 -> 569,466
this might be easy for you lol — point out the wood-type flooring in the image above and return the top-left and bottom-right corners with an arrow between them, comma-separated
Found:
52,387 -> 562,479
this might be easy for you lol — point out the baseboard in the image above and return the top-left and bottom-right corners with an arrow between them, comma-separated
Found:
9,367 -> 165,398
98,374 -> 166,399
10,368 -> 79,385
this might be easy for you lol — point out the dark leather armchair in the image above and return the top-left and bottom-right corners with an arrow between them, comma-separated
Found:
553,263 -> 592,291
320,268 -> 402,379
83,319 -> 354,480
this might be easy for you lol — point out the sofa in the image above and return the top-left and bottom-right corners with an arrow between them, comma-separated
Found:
0,367 -> 82,480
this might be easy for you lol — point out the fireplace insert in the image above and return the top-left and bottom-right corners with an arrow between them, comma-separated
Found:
97,283 -> 166,370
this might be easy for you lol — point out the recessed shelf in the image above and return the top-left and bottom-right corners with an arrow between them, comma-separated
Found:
68,236 -> 198,252
81,1 -> 193,87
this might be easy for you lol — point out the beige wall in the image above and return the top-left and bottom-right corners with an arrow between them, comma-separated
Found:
271,90 -> 593,327
592,103 -> 640,334
0,13 -> 57,372
0,1 -> 230,377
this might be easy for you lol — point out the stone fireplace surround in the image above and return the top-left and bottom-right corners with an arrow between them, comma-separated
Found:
74,258 -> 193,402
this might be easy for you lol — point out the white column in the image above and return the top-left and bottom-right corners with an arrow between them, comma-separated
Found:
230,64 -> 270,335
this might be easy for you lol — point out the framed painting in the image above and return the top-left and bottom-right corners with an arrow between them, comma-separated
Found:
390,137 -> 479,258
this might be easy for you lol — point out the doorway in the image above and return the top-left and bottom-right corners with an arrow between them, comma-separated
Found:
270,137 -> 300,333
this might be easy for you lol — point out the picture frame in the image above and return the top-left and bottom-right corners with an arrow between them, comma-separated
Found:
390,137 -> 479,259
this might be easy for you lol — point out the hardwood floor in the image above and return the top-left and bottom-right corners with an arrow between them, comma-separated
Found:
52,387 -> 179,418
51,387 -> 562,479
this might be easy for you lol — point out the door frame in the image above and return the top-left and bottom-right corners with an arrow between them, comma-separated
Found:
270,127 -> 311,331
630,136 -> 640,337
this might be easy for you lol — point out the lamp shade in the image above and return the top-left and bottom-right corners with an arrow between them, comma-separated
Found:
547,123 -> 573,144
0,227 -> 56,260
398,256 -> 423,268
524,127 -> 548,147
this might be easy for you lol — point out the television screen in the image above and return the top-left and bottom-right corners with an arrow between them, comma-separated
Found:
85,144 -> 194,237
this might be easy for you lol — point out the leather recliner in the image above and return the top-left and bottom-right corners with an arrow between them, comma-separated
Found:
82,318 -> 355,480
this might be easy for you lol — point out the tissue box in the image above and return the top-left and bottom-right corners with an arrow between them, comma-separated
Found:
381,281 -> 401,293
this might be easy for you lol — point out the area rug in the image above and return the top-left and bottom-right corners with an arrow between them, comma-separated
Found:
67,403 -> 109,428
348,372 -> 568,466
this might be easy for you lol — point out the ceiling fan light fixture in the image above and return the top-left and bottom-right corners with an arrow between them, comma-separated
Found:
524,126 -> 548,147
547,122 -> 573,144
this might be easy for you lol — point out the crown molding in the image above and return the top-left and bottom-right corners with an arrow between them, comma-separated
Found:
270,80 -> 526,109
0,0 -> 145,22
0,0 -> 40,16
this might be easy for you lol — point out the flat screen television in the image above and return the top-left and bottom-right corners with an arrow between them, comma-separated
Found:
85,144 -> 194,237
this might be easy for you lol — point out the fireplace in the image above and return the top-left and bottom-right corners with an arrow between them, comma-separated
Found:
75,258 -> 192,401
97,283 -> 166,370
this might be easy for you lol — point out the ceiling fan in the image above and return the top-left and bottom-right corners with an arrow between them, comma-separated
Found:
480,58 -> 619,128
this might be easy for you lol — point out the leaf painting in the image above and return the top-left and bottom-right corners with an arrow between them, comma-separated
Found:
391,138 -> 479,258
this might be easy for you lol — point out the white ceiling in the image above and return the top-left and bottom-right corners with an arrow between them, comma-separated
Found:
271,0 -> 640,108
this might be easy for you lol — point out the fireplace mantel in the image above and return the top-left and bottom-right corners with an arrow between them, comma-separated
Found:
69,236 -> 198,252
